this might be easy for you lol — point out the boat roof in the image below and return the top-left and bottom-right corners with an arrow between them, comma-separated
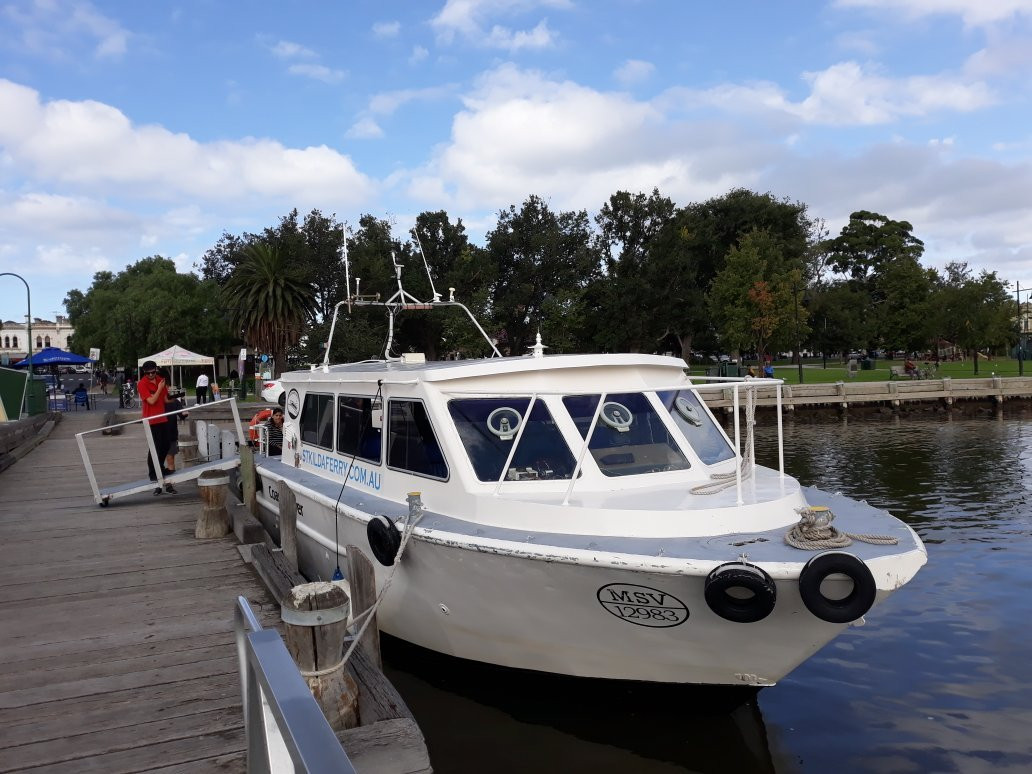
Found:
282,352 -> 689,385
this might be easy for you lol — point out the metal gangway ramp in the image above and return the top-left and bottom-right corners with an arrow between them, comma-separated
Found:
76,397 -> 246,506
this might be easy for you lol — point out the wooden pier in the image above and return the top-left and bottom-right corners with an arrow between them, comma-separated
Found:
0,410 -> 282,771
0,409 -> 430,772
700,375 -> 1032,413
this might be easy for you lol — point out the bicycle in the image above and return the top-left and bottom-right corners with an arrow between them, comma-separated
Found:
119,383 -> 138,409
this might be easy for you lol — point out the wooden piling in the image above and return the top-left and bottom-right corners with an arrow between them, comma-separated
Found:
239,444 -> 257,516
346,545 -> 382,668
195,470 -> 230,539
179,439 -> 198,465
282,581 -> 360,732
279,482 -> 298,572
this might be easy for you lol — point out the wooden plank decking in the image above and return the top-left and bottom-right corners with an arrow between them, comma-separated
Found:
0,410 -> 278,773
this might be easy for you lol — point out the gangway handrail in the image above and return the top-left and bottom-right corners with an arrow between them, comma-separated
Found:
234,596 -> 357,774
74,397 -> 246,505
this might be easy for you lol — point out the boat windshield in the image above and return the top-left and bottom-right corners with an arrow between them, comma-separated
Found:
448,398 -> 576,481
656,389 -> 735,464
563,393 -> 691,477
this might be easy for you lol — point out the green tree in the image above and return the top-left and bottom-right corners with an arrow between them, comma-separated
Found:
66,257 -> 232,369
221,245 -> 317,377
648,189 -> 818,361
485,196 -> 600,355
708,230 -> 801,361
584,189 -> 675,352
932,263 -> 1013,373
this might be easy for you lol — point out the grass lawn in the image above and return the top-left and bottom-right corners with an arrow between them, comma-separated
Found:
687,357 -> 1030,385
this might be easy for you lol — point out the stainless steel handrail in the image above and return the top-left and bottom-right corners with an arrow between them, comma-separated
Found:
234,596 -> 356,773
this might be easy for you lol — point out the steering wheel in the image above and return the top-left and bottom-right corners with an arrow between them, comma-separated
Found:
599,401 -> 633,432
487,407 -> 523,440
674,396 -> 703,426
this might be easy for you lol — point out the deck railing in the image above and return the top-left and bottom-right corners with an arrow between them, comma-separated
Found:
234,596 -> 356,773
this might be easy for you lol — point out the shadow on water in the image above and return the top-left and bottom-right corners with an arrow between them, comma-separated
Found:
382,635 -> 779,774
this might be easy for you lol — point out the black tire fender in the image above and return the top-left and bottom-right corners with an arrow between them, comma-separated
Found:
798,551 -> 877,624
704,561 -> 777,623
367,514 -> 402,566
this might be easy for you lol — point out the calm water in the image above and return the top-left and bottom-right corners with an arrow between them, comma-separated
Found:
382,413 -> 1032,773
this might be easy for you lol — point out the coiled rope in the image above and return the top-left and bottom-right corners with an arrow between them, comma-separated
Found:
691,388 -> 756,495
785,506 -> 899,550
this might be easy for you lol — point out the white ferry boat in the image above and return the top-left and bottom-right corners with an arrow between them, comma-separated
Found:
250,259 -> 926,687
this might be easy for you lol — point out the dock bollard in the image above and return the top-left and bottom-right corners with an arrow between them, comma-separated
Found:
282,581 -> 359,731
195,471 -> 231,539
179,439 -> 199,466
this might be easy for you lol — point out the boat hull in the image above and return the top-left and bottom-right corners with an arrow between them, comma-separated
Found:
254,474 -> 924,686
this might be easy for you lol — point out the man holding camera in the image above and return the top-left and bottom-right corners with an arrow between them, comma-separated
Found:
139,360 -> 172,494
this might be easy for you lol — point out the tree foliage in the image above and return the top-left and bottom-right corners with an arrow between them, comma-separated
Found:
221,245 -> 316,377
65,257 -> 232,369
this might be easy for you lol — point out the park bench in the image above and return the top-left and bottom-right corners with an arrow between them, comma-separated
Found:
888,365 -> 907,379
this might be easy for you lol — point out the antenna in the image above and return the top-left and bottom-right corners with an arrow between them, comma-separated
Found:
411,226 -> 441,301
342,222 -> 352,308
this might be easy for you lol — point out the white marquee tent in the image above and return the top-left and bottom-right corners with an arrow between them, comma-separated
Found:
137,345 -> 216,393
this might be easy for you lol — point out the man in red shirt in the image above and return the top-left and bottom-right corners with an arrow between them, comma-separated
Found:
139,360 -> 171,494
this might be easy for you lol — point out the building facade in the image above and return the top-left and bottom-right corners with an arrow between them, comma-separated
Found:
0,316 -> 74,364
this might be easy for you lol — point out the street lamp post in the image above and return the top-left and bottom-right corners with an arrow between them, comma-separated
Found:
793,279 -> 804,384
1,272 -> 33,416
1018,280 -> 1030,377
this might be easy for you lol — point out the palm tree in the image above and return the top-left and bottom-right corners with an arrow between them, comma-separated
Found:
222,244 -> 316,378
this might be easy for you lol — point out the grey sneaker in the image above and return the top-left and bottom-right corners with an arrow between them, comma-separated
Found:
153,487 -> 162,496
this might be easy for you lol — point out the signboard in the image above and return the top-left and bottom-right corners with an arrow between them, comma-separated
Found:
89,347 -> 100,361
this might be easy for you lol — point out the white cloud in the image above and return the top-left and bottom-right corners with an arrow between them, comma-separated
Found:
409,45 -> 429,64
662,61 -> 994,126
836,0 -> 1032,26
287,63 -> 347,84
270,40 -> 317,59
2,0 -> 130,60
368,86 -> 456,116
0,79 -> 375,205
614,59 -> 655,86
346,118 -> 385,139
372,21 -> 401,38
431,0 -> 569,49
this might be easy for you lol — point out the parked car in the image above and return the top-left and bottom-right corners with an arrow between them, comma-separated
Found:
260,379 -> 285,406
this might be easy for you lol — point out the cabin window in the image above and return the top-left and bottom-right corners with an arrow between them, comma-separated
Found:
562,392 -> 690,477
387,399 -> 448,479
448,398 -> 577,482
657,389 -> 736,465
337,395 -> 382,463
300,393 -> 334,450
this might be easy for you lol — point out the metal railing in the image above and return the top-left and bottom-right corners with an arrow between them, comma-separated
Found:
234,596 -> 356,773
74,396 -> 246,504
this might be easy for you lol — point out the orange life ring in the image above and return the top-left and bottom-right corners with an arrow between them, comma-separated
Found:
248,409 -> 273,441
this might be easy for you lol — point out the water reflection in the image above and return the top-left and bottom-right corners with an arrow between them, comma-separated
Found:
383,637 -> 777,774
382,415 -> 1032,773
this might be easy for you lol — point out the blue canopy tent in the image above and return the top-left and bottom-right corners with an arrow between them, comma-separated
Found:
13,347 -> 93,367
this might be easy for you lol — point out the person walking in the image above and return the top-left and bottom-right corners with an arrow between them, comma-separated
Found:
195,371 -> 209,405
139,360 -> 171,494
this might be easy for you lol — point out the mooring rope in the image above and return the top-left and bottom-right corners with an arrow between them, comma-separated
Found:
691,388 -> 756,495
785,506 -> 899,550
338,495 -> 425,669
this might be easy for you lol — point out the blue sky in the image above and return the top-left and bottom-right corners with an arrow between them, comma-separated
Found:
2,0 -> 1031,324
